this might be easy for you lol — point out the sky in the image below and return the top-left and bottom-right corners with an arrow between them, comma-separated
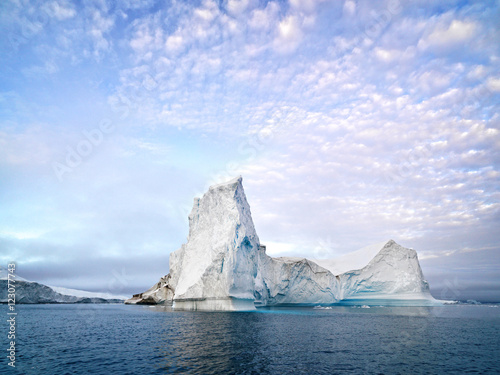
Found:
0,0 -> 499,302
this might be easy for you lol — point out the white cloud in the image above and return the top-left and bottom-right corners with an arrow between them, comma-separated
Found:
119,0 -> 156,10
194,0 -> 219,22
86,8 -> 115,58
165,34 -> 184,54
418,19 -> 477,50
466,65 -> 487,80
227,0 -> 255,16
22,61 -> 59,76
130,15 -> 164,53
273,15 -> 303,53
374,47 -> 401,62
248,2 -> 279,30
410,70 -> 453,94
289,0 -> 325,14
486,77 -> 500,92
45,0 -> 76,20
130,28 -> 153,51
343,0 -> 356,17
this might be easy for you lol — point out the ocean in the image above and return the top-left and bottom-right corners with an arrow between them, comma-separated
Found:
1,304 -> 499,374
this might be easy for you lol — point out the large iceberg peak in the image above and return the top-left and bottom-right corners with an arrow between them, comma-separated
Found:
367,239 -> 419,268
208,175 -> 242,191
168,175 -> 260,310
383,239 -> 409,252
186,175 -> 256,240
384,239 -> 397,247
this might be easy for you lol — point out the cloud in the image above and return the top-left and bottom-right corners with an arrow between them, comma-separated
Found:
374,47 -> 400,62
118,0 -> 156,11
22,61 -> 59,77
289,0 -> 329,15
248,2 -> 279,30
87,8 -> 114,56
343,0 -> 356,17
274,15 -> 303,54
418,19 -> 477,50
227,0 -> 256,16
165,34 -> 184,54
44,0 -> 76,20
486,77 -> 500,92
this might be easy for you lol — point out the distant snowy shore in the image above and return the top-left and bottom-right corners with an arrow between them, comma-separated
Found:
0,266 -> 126,304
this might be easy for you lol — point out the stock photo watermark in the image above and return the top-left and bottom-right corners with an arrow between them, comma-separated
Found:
50,71 -> 159,181
5,263 -> 17,368
51,120 -> 115,181
7,5 -> 50,52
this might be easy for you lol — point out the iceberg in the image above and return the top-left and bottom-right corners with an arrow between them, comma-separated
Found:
318,240 -> 436,306
168,176 -> 260,310
254,248 -> 340,306
125,274 -> 174,305
338,240 -> 434,301
127,177 -> 439,310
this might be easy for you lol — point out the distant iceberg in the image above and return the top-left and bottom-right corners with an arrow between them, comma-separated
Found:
126,177 -> 440,310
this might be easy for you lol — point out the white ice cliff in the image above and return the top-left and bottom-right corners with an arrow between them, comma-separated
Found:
126,177 -> 437,310
129,177 -> 260,310
254,248 -> 340,306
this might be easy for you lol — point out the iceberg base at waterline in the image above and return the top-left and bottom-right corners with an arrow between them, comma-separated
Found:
126,177 -> 440,310
172,297 -> 257,311
335,296 -> 441,307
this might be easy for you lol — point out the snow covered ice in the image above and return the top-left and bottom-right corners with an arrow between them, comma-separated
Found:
254,249 -> 340,307
338,240 -> 435,302
126,177 -> 439,310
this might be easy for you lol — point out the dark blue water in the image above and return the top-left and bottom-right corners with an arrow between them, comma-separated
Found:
1,304 -> 499,374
